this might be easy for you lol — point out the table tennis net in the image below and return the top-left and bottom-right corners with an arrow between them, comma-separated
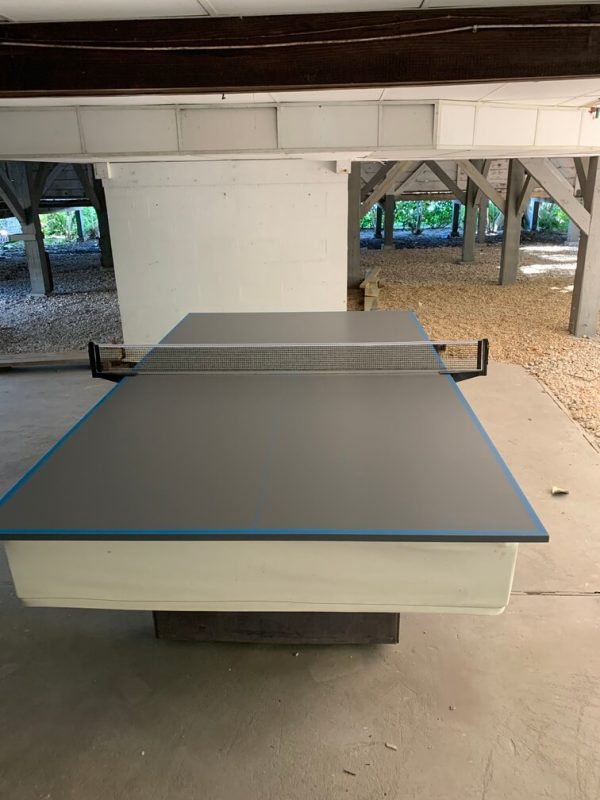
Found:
89,339 -> 488,380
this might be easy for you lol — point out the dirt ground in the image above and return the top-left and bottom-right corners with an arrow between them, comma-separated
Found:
351,242 -> 600,449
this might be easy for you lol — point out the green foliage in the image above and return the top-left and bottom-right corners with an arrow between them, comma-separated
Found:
360,208 -> 376,230
487,202 -> 502,232
41,210 -> 69,237
394,201 -> 424,234
81,207 -> 99,238
40,207 -> 99,240
537,202 -> 569,233
361,200 -> 455,234
395,201 -> 455,233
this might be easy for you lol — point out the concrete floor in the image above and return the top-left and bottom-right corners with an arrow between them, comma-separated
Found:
0,364 -> 599,800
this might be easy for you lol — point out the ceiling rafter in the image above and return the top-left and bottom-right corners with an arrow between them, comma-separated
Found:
2,5 -> 600,97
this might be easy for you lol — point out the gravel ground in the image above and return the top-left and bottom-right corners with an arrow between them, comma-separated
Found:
353,242 -> 600,449
0,242 -> 122,354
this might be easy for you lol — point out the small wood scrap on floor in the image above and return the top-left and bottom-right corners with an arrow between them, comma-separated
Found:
360,266 -> 383,311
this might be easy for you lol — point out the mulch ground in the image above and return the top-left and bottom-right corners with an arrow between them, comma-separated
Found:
351,242 -> 600,449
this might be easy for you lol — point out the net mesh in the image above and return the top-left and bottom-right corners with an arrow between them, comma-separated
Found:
91,341 -> 486,376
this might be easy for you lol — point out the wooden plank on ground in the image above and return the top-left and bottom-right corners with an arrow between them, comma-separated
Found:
153,611 -> 401,644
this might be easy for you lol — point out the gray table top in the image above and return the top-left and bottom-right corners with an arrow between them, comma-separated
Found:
0,311 -> 547,542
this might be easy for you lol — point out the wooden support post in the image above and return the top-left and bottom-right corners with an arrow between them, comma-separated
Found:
567,214 -> 581,244
0,162 -> 53,295
74,208 -> 84,242
531,199 -> 540,231
383,194 -> 395,249
570,157 -> 600,337
96,200 -> 114,268
499,160 -> 526,285
75,164 -> 114,269
458,160 -> 505,213
462,193 -> 477,262
360,161 -> 412,216
451,201 -> 461,237
374,204 -> 383,238
23,213 -> 53,295
477,197 -> 488,243
347,162 -> 362,289
519,158 -> 590,235
574,157 -> 589,195
361,162 -> 393,203
461,161 -> 483,263
425,161 -> 466,204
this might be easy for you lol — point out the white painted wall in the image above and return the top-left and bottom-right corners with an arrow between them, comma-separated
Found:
103,160 -> 348,341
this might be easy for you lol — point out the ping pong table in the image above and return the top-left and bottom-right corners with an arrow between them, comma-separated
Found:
0,311 -> 546,643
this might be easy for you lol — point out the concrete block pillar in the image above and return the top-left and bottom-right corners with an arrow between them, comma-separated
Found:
499,160 -> 526,286
347,162 -> 362,289
383,194 -> 395,249
570,157 -> 600,337
101,160 -> 349,341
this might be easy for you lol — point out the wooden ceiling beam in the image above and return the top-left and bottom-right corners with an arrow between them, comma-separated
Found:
1,5 -> 600,96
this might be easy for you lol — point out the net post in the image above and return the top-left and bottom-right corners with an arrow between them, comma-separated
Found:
88,341 -> 99,379
479,339 -> 489,376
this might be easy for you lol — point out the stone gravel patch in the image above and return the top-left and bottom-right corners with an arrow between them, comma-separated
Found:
0,242 -> 122,354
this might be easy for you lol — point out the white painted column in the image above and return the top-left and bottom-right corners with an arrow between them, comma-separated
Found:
102,160 -> 348,342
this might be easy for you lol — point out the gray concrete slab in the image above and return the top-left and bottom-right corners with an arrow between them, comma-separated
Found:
0,363 -> 599,800
462,363 -> 600,593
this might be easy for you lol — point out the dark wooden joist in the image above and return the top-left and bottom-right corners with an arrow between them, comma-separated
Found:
1,5 -> 600,96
